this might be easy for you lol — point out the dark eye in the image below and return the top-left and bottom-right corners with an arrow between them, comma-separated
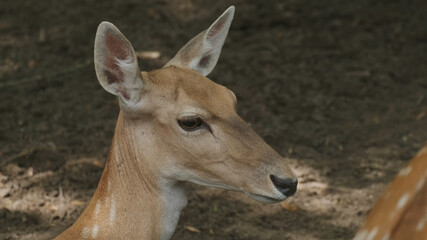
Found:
178,117 -> 203,131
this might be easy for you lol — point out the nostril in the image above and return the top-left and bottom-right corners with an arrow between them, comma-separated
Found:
270,175 -> 298,197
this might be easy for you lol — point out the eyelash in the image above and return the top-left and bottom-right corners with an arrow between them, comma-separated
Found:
177,116 -> 212,134
178,117 -> 203,131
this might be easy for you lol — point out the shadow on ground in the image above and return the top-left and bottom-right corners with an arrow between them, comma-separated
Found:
0,0 -> 426,239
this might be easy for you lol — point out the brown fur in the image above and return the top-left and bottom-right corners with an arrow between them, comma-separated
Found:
55,66 -> 296,240
55,7 -> 296,239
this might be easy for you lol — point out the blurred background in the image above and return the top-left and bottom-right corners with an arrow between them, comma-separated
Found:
0,0 -> 426,239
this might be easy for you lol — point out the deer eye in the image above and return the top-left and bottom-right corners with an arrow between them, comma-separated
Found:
178,117 -> 203,131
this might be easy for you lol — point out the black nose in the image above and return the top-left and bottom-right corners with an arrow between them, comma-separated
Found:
270,175 -> 298,197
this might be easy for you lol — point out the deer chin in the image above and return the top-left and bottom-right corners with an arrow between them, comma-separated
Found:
187,178 -> 286,204
242,190 -> 288,204
247,193 -> 286,204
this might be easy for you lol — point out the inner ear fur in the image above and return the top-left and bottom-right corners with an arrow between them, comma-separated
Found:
94,22 -> 144,103
164,6 -> 235,76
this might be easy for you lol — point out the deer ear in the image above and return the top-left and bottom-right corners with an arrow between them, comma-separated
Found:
165,6 -> 235,76
94,22 -> 144,103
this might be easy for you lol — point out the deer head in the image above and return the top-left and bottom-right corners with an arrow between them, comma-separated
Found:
94,6 -> 297,205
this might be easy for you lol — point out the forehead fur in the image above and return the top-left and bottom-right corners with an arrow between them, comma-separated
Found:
145,66 -> 235,114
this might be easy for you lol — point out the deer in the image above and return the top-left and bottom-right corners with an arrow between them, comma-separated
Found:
353,143 -> 427,240
54,6 -> 298,240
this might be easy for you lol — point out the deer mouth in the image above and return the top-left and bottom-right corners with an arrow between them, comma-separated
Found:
245,192 -> 287,204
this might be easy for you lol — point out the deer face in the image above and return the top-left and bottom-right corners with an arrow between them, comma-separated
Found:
94,7 -> 297,203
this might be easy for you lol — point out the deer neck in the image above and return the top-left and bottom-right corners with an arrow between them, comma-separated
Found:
56,113 -> 188,240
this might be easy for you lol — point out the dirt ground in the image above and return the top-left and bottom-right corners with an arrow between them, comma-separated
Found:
1,0 -> 426,239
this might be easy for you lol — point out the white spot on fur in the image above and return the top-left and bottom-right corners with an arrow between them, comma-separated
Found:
353,230 -> 367,240
415,177 -> 425,192
381,232 -> 390,240
110,198 -> 116,225
416,211 -> 427,231
94,200 -> 101,216
397,193 -> 410,210
416,219 -> 425,231
81,227 -> 90,238
114,144 -> 121,164
398,166 -> 412,176
366,227 -> 378,240
92,224 -> 99,238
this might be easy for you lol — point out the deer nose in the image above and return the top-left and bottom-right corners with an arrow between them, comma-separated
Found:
270,175 -> 298,197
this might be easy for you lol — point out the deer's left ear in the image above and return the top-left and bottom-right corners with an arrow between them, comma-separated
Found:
94,22 -> 145,104
165,6 -> 235,76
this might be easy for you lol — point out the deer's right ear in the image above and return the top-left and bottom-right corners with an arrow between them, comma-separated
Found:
94,22 -> 144,103
164,6 -> 235,76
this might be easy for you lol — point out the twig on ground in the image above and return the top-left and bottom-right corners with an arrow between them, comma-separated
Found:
0,60 -> 92,89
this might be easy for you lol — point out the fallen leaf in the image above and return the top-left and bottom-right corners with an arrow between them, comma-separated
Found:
28,60 -> 35,69
49,205 -> 58,211
91,160 -> 104,168
38,28 -> 46,43
24,167 -> 33,177
71,200 -> 86,206
416,109 -> 427,120
148,9 -> 161,20
0,186 -> 10,198
135,51 -> 161,60
281,201 -> 299,211
185,226 -> 201,233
